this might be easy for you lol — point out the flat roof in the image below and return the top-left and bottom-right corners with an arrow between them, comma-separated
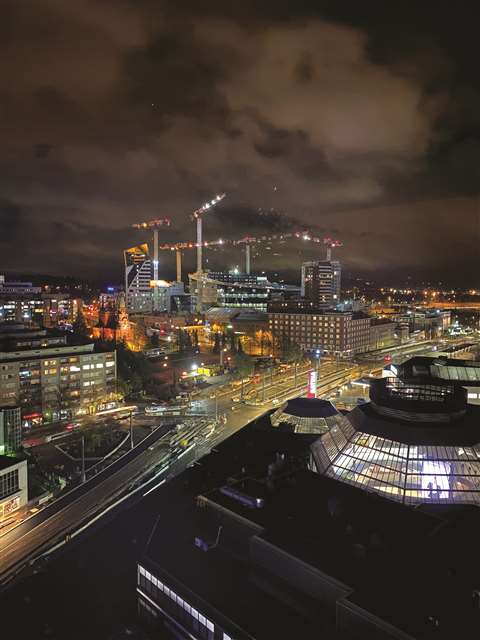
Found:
0,454 -> 24,471
0,343 -> 99,362
280,397 -> 339,418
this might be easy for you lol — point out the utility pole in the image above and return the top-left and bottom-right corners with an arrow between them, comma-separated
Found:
294,361 -> 298,388
215,390 -> 218,421
262,371 -> 266,402
81,436 -> 86,483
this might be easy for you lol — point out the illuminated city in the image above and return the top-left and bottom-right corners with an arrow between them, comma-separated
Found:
0,3 -> 479,640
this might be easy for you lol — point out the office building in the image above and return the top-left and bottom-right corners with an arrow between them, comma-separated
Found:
124,244 -> 154,314
0,342 -> 117,427
0,406 -> 21,454
268,307 -> 371,357
41,293 -> 81,328
301,260 -> 341,309
189,271 -> 301,312
0,277 -> 44,324
0,455 -> 28,520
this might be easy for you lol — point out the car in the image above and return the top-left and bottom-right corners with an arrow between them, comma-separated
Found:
271,398 -> 280,405
232,396 -> 241,402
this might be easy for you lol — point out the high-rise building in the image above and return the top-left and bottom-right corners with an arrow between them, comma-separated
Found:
124,244 -> 153,314
301,260 -> 341,309
0,406 -> 21,454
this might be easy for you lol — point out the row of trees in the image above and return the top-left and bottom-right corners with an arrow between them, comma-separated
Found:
177,329 -> 199,351
211,332 -> 244,354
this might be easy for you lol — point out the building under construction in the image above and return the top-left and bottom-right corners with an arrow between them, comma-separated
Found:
124,244 -> 185,314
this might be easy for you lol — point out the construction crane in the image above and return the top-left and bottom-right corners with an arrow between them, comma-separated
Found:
158,230 -> 342,275
132,217 -> 171,311
323,237 -> 343,261
192,193 -> 226,274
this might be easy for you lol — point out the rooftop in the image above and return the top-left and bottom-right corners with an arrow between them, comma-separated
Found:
142,416 -> 480,638
0,454 -> 24,471
399,355 -> 480,386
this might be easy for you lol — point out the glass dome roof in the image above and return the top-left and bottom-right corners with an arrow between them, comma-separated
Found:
309,378 -> 480,506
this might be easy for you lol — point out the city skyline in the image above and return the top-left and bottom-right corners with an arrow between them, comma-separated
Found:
0,1 -> 478,284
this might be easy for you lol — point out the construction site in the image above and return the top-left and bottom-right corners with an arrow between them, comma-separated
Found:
126,193 -> 343,315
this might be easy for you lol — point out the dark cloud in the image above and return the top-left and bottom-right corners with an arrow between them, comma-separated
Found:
0,0 -> 478,285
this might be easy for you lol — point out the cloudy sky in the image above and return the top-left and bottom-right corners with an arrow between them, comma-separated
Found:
0,0 -> 478,285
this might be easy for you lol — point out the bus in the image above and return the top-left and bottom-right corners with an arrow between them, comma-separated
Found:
144,348 -> 166,359
96,405 -> 138,420
145,404 -> 184,416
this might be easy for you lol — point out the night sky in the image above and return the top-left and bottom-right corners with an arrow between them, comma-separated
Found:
0,1 -> 478,285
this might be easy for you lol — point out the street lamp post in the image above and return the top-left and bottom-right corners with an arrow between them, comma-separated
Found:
220,347 -> 227,367
130,410 -> 134,450
81,436 -> 86,483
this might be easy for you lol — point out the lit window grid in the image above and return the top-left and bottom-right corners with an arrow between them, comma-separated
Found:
138,566 -> 215,636
0,469 -> 20,500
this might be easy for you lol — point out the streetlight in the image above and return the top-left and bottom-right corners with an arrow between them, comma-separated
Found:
220,347 -> 227,367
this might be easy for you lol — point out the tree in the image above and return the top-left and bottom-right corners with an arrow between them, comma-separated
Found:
232,352 -> 254,379
280,335 -> 304,364
229,332 -> 237,353
149,332 -> 160,348
212,333 -> 221,354
131,319 -> 147,351
237,337 -> 244,354
72,308 -> 90,341
115,341 -> 151,397
106,314 -> 119,342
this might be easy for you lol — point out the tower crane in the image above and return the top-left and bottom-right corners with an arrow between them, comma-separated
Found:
323,237 -> 343,261
192,193 -> 226,274
131,217 -> 171,311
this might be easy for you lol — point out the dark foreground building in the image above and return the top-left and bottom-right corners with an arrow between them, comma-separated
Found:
137,377 -> 480,639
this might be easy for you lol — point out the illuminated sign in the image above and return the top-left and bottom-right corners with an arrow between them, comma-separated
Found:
307,371 -> 317,398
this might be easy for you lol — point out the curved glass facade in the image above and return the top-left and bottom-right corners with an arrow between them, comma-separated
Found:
310,415 -> 480,506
